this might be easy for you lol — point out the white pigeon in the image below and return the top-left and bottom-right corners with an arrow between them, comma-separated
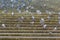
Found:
18,10 -> 21,13
58,21 -> 60,24
49,12 -> 52,15
2,11 -> 4,13
58,17 -> 60,20
29,5 -> 31,8
16,24 -> 20,27
22,3 -> 26,7
58,12 -> 60,15
53,27 -> 57,31
43,24 -> 47,29
12,4 -> 14,8
41,18 -> 44,22
46,10 -> 49,14
26,7 -> 29,10
2,10 -> 7,13
46,0 -> 49,1
40,18 -> 45,25
47,16 -> 51,20
11,0 -> 14,2
49,32 -> 52,34
26,10 -> 29,12
30,6 -> 34,9
21,16 -> 24,20
32,16 -> 35,20
36,10 -> 41,14
30,21 -> 34,25
2,24 -> 6,27
12,12 -> 14,16
43,4 -> 47,7
46,10 -> 52,15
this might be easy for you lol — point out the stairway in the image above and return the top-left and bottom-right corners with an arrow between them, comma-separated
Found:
0,12 -> 59,40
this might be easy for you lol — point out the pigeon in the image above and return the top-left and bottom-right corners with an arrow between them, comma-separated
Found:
32,16 -> 35,21
11,4 -> 14,8
43,24 -> 47,29
2,10 -> 7,13
54,27 -> 57,30
49,12 -> 52,15
47,16 -> 51,21
22,3 -> 26,7
30,6 -> 34,9
58,17 -> 60,20
16,24 -> 20,27
43,4 -> 47,7
58,12 -> 60,16
11,0 -> 14,2
46,10 -> 52,15
26,10 -> 29,12
58,12 -> 60,15
30,21 -> 34,25
36,10 -> 41,14
28,0 -> 32,2
40,18 -> 45,25
58,20 -> 60,24
18,10 -> 21,13
11,12 -> 14,16
2,24 -> 6,28
49,31 -> 52,35
26,6 -> 29,10
21,16 -> 24,20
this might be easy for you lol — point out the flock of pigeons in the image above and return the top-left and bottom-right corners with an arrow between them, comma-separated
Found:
0,0 -> 59,34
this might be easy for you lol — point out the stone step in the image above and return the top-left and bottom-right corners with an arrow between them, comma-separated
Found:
0,27 -> 58,30
0,33 -> 59,36
0,30 -> 59,33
